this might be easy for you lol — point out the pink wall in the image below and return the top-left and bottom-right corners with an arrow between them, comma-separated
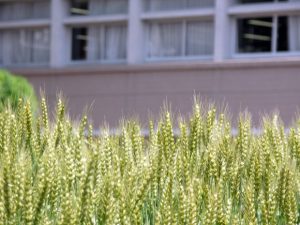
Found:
12,58 -> 300,128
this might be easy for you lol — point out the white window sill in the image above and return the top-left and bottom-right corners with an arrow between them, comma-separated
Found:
63,15 -> 128,26
0,19 -> 50,29
228,1 -> 300,17
145,55 -> 213,63
141,8 -> 215,21
232,51 -> 300,59
66,59 -> 127,66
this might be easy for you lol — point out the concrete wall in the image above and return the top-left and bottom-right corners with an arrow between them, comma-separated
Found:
11,57 -> 300,128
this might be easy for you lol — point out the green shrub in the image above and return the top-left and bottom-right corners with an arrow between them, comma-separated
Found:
0,69 -> 37,112
0,97 -> 299,224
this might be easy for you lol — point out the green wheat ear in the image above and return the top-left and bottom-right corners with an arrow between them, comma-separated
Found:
0,96 -> 299,224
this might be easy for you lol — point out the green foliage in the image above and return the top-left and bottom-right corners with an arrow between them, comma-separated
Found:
0,97 -> 299,224
0,70 -> 37,112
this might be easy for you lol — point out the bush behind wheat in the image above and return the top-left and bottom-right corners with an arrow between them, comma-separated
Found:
0,98 -> 299,225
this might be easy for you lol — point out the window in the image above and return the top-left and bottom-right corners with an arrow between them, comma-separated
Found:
70,0 -> 89,16
72,28 -> 88,60
0,28 -> 50,65
144,0 -> 214,12
0,0 -> 50,21
186,21 -> 214,56
148,22 -> 182,57
71,24 -> 127,62
237,16 -> 290,53
289,15 -> 300,52
277,16 -> 289,52
147,20 -> 214,59
69,0 -> 128,16
238,17 -> 273,53
237,0 -> 287,4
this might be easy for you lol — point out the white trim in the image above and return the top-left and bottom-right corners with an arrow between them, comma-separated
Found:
230,18 -> 237,56
66,28 -> 71,64
232,51 -> 300,59
272,15 -> 278,54
214,0 -> 230,62
66,59 -> 127,66
63,15 -> 128,26
141,8 -> 215,20
0,20 -> 50,29
0,62 -> 50,68
182,20 -> 187,56
127,0 -> 144,64
289,15 -> 295,51
228,2 -> 300,17
2,31 -> 10,65
50,0 -> 68,68
144,21 -> 150,60
145,55 -> 213,62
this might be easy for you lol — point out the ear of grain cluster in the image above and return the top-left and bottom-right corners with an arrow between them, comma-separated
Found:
0,98 -> 298,225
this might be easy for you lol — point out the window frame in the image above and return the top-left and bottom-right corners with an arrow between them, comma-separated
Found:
67,0 -> 129,17
67,22 -> 128,65
235,0 -> 288,5
0,26 -> 51,67
65,0 -> 129,65
71,27 -> 88,61
231,13 -> 300,59
144,18 -> 214,62
143,0 -> 215,13
0,1 -> 51,67
69,0 -> 89,16
0,0 -> 51,22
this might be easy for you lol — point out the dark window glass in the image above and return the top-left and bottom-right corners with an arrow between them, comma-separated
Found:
239,0 -> 272,3
277,16 -> 288,52
70,0 -> 89,16
239,0 -> 287,3
238,17 -> 272,53
71,27 -> 88,60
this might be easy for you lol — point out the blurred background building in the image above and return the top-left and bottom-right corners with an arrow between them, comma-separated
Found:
1,0 -> 300,126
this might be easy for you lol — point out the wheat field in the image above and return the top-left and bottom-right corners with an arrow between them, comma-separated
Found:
0,97 -> 299,225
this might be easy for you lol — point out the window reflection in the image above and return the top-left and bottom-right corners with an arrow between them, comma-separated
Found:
238,17 -> 273,53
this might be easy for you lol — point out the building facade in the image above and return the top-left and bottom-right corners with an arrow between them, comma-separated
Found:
1,0 -> 300,126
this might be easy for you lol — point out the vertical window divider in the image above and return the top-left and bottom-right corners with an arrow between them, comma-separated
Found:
288,14 -> 296,52
272,14 -> 278,55
87,24 -> 92,61
128,0 -> 143,64
30,30 -> 34,63
144,22 -> 149,59
182,20 -> 187,57
51,0 -> 67,67
231,18 -> 237,56
214,0 -> 230,62
100,25 -> 106,60
3,32 -> 11,65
